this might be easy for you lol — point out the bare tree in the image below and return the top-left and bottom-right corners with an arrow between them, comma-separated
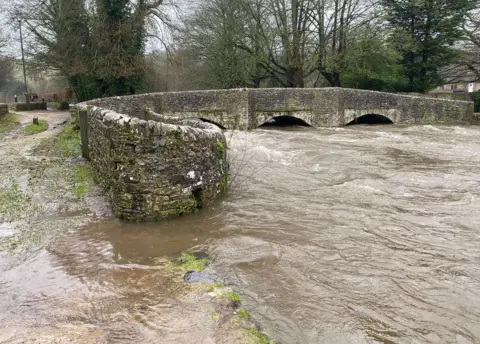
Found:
0,33 -> 13,92
180,0 -> 377,88
454,10 -> 480,81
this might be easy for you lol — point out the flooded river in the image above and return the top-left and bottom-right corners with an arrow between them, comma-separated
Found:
2,124 -> 480,343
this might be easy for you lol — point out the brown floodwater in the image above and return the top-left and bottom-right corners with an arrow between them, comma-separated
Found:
1,124 -> 480,343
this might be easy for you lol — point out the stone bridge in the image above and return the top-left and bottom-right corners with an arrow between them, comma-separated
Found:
78,88 -> 473,129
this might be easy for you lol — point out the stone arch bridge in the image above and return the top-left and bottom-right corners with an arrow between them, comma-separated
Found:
77,88 -> 473,130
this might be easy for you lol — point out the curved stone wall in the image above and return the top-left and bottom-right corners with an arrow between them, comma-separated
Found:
73,103 -> 228,222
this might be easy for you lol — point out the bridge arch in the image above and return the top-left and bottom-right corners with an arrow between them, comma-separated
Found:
346,114 -> 394,125
257,114 -> 312,128
344,109 -> 396,126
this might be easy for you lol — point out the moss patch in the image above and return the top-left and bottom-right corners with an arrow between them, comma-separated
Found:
0,113 -> 20,136
25,120 -> 48,135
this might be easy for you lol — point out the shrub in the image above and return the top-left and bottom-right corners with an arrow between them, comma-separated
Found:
56,101 -> 70,111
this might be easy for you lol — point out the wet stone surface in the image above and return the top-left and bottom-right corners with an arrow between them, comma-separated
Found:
184,271 -> 221,284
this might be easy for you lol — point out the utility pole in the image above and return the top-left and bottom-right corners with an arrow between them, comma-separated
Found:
18,19 -> 29,102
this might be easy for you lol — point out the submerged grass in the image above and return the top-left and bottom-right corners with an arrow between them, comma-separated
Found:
211,312 -> 220,322
0,113 -> 20,135
207,282 -> 225,292
247,328 -> 274,344
227,291 -> 241,306
237,308 -> 250,320
179,252 -> 209,271
0,183 -> 36,221
24,120 -> 48,135
73,165 -> 94,198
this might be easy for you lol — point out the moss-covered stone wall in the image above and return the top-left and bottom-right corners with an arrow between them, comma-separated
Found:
73,105 -> 228,222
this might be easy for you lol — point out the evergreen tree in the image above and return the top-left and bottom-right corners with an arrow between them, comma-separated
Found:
382,0 -> 478,92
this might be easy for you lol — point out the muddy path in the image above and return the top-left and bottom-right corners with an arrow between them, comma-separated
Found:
0,110 -> 110,268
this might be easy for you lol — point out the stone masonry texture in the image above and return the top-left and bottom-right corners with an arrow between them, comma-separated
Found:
72,104 -> 228,222
75,88 -> 473,130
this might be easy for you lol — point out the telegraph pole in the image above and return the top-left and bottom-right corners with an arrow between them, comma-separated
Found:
18,19 -> 28,102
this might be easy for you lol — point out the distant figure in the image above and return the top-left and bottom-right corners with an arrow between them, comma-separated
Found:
42,97 -> 45,103
14,95 -> 17,103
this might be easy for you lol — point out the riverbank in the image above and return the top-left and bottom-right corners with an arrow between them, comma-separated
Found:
0,110 -> 109,269
0,111 -> 272,344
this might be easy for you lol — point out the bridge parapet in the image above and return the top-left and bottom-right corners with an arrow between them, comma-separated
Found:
75,87 -> 474,130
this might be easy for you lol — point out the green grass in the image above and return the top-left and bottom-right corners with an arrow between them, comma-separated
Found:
227,291 -> 241,306
73,165 -> 93,198
247,329 -> 274,344
178,252 -> 209,271
0,113 -> 20,135
237,308 -> 250,320
24,119 -> 48,135
55,122 -> 81,157
211,312 -> 220,322
217,140 -> 226,158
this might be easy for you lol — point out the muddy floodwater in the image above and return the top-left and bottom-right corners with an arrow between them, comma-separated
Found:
2,124 -> 480,343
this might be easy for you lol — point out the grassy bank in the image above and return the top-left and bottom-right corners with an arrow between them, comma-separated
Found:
25,120 -> 48,135
0,113 -> 20,136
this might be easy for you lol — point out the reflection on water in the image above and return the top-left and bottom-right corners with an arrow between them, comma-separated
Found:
1,125 -> 480,343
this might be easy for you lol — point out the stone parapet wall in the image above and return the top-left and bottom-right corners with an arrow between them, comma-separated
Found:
8,102 -> 47,112
0,104 -> 8,117
78,88 -> 473,130
82,89 -> 250,129
341,88 -> 473,125
73,104 -> 228,222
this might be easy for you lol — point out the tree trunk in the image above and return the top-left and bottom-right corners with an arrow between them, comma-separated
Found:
322,71 -> 341,87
